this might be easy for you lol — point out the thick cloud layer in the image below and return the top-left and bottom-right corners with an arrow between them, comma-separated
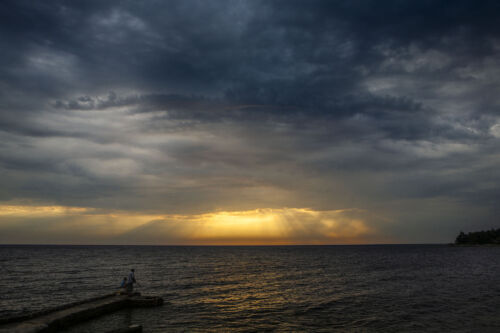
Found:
1,0 -> 499,243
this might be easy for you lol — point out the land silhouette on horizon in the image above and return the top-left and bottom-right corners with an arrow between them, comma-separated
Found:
454,228 -> 500,245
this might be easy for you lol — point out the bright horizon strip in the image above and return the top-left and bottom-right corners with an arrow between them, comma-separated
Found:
0,204 -> 381,245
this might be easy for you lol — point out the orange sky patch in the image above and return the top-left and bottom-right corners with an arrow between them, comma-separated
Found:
0,204 -> 380,245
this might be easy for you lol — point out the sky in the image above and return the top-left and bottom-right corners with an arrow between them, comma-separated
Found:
1,0 -> 499,245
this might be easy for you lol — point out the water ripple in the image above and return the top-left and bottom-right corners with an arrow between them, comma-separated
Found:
1,245 -> 499,332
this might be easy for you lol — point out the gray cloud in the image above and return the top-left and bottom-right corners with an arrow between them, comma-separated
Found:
1,0 -> 500,243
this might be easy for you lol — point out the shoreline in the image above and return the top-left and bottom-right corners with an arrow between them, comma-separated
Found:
449,243 -> 500,247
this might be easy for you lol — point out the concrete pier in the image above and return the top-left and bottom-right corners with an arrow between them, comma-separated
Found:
0,293 -> 163,333
105,324 -> 143,333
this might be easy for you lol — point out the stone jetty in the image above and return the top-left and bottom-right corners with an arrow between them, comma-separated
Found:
0,293 -> 163,333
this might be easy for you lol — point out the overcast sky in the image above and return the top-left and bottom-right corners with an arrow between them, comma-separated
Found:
1,0 -> 499,244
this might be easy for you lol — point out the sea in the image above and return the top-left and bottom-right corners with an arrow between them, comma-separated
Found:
1,245 -> 499,332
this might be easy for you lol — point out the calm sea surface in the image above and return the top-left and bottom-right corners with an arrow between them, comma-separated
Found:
1,245 -> 499,332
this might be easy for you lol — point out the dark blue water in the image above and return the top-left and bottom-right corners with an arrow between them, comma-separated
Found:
1,245 -> 499,332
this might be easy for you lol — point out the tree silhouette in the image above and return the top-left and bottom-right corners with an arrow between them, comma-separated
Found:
454,228 -> 500,245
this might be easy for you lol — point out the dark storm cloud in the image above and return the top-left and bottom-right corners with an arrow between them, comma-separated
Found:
1,0 -> 500,242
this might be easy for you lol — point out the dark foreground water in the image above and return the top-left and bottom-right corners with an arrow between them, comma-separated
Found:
1,245 -> 499,332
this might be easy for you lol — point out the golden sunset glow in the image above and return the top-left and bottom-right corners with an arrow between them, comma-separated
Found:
184,208 -> 374,244
0,205 -> 92,216
0,204 -> 377,245
1,0 -> 498,248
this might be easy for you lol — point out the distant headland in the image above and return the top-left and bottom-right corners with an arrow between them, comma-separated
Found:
454,228 -> 500,245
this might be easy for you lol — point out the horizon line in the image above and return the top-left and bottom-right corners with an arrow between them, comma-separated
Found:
0,242 -> 448,247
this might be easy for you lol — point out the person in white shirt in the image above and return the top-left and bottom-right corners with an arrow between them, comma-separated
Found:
126,269 -> 136,293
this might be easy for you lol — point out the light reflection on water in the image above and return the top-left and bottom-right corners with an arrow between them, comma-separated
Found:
1,245 -> 500,332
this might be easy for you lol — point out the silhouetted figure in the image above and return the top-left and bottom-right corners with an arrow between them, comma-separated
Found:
126,269 -> 137,293
120,277 -> 127,289
116,277 -> 128,295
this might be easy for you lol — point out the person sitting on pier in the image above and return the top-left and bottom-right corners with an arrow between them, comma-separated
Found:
126,269 -> 137,294
120,277 -> 127,288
